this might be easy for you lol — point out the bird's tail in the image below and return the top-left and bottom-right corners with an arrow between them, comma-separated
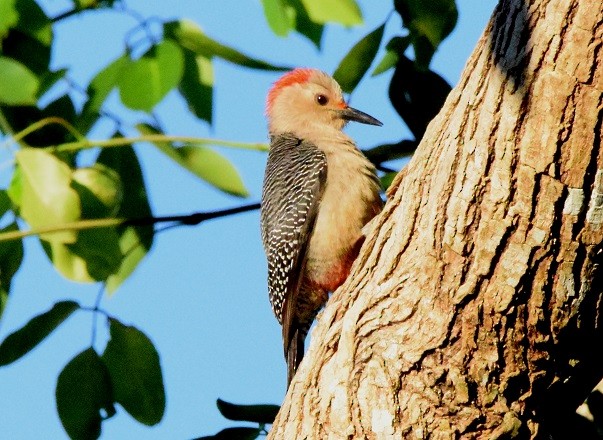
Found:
286,329 -> 306,388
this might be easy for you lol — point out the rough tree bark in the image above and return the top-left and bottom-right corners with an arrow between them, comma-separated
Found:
268,0 -> 603,438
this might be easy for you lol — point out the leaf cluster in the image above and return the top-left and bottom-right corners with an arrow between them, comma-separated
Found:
0,302 -> 164,439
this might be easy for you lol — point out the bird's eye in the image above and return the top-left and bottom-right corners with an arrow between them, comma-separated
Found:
315,94 -> 329,106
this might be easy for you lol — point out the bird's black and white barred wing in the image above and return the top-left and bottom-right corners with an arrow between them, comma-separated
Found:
260,133 -> 327,335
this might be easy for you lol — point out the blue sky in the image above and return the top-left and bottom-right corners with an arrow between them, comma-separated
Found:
0,1 -> 495,438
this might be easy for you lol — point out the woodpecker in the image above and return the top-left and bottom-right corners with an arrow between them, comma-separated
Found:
261,68 -> 383,387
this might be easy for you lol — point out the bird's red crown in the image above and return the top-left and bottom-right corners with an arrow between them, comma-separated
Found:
266,68 -> 316,114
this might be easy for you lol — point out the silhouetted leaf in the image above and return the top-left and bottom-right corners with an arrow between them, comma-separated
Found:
118,40 -> 184,111
287,0 -> 323,47
0,301 -> 78,366
363,140 -> 418,165
2,29 -> 50,78
216,399 -> 280,424
0,221 -> 17,317
102,318 -> 165,425
0,190 -> 11,217
394,0 -> 458,69
193,427 -> 262,440
179,50 -> 213,123
56,348 -> 114,440
38,68 -> 68,99
388,55 -> 451,139
41,94 -> 78,143
333,23 -> 385,93
372,36 -> 411,76
164,20 -> 288,71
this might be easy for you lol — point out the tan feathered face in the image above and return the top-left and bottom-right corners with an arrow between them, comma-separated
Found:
266,69 -> 349,134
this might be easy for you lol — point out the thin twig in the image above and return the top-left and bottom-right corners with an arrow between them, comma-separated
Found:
51,5 -> 99,23
90,284 -> 105,346
0,203 -> 261,243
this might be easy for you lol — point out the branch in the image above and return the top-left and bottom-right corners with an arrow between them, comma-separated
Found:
51,5 -> 99,23
0,202 -> 261,242
49,135 -> 269,153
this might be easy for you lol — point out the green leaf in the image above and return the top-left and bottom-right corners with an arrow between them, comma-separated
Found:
0,222 -> 23,319
0,56 -> 39,105
38,68 -> 68,99
106,227 -> 149,293
56,348 -> 114,440
118,40 -> 184,112
299,0 -> 362,26
0,190 -> 12,217
261,0 -> 294,36
2,30 -> 51,77
42,226 -> 123,283
40,163 -> 123,283
0,0 -> 18,37
286,0 -> 323,47
31,159 -> 124,284
164,20 -> 288,71
394,0 -> 458,69
372,36 -> 411,77
0,301 -> 78,366
79,55 -> 128,133
72,164 -> 123,218
216,399 -> 280,424
0,0 -> 52,46
97,146 -> 153,293
138,124 -> 248,197
102,319 -> 165,425
195,427 -> 262,440
287,0 -> 324,49
179,50 -> 213,123
178,146 -> 248,197
333,23 -> 385,93
16,149 -> 81,243
84,55 -> 129,114
380,171 -> 398,191
0,291 -> 7,323
7,166 -> 22,208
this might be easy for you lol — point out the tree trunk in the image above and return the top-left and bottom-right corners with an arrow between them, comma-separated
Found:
268,0 -> 603,438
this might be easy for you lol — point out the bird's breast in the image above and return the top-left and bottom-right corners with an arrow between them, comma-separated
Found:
304,146 -> 381,291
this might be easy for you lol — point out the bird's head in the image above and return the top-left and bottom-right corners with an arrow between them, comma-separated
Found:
266,68 -> 382,136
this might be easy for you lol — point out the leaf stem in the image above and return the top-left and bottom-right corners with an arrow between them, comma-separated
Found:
49,135 -> 269,153
4,117 -> 85,149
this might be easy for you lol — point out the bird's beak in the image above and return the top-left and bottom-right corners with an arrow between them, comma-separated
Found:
339,106 -> 382,126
